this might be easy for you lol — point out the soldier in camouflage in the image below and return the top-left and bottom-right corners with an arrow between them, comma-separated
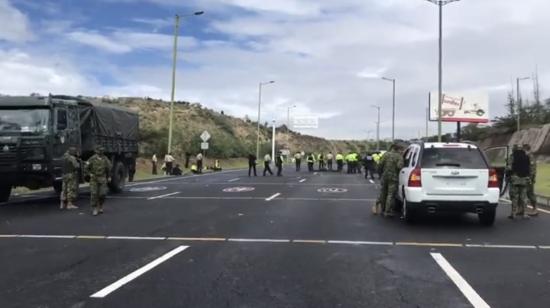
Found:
507,145 -> 531,219
86,146 -> 112,216
374,144 -> 404,217
60,147 -> 80,210
523,144 -> 538,216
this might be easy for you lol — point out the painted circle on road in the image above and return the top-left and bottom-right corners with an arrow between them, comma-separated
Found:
129,186 -> 167,192
223,186 -> 255,193
317,187 -> 348,193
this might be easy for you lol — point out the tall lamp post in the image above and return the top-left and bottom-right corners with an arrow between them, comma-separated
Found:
256,81 -> 275,158
516,76 -> 530,132
381,77 -> 396,141
167,11 -> 204,154
371,105 -> 381,151
425,0 -> 460,142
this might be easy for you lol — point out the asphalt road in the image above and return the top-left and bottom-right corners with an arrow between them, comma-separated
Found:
1,166 -> 550,308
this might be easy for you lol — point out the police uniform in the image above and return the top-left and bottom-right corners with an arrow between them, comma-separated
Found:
86,146 -> 112,216
60,147 -> 79,210
294,152 -> 302,172
335,153 -> 344,172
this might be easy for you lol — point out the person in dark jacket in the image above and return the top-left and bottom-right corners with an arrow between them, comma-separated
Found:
363,152 -> 376,181
248,154 -> 257,177
275,151 -> 284,176
507,147 -> 531,219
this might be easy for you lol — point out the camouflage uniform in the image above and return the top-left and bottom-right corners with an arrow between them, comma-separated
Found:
507,147 -> 531,218
376,148 -> 404,217
60,148 -> 79,210
86,146 -> 112,216
526,151 -> 538,213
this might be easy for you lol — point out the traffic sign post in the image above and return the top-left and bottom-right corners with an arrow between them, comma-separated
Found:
201,142 -> 209,150
200,130 -> 211,142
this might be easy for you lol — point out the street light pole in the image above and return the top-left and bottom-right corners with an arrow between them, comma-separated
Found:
516,76 -> 531,132
371,105 -> 381,151
271,120 -> 276,162
256,81 -> 275,158
382,77 -> 396,141
167,11 -> 204,154
426,0 -> 460,142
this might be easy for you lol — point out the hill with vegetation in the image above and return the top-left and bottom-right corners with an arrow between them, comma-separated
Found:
98,97 -> 376,158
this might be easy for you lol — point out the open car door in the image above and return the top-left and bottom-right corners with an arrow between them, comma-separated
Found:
484,146 -> 509,196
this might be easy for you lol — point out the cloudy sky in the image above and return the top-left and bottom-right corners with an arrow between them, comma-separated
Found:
0,0 -> 548,139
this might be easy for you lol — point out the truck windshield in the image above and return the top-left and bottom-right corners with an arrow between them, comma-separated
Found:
0,109 -> 50,133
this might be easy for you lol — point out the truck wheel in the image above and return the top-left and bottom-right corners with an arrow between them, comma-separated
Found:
0,185 -> 11,203
479,208 -> 496,226
402,198 -> 417,224
109,161 -> 127,193
53,181 -> 62,195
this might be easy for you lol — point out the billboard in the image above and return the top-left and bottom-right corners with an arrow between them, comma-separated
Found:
293,116 -> 319,129
429,92 -> 489,123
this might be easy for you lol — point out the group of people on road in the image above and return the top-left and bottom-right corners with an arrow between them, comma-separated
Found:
60,145 -> 112,216
248,152 -> 284,177
151,152 -> 206,176
507,144 -> 538,219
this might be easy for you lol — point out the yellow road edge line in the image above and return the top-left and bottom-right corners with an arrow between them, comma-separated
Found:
293,239 -> 327,244
76,235 -> 106,240
166,237 -> 227,242
396,242 -> 464,248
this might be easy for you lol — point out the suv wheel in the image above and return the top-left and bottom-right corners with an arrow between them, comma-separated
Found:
402,193 -> 416,223
479,208 -> 496,226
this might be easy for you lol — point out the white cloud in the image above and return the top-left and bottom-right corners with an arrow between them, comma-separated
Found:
67,31 -> 132,54
0,0 -> 33,42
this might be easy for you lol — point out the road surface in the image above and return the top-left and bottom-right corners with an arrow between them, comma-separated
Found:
1,168 -> 549,307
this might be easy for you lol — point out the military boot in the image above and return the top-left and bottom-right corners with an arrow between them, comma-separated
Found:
92,207 -> 99,216
98,203 -> 104,214
66,202 -> 78,210
59,200 -> 66,210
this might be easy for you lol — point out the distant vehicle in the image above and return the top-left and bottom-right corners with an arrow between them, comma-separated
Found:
0,95 -> 139,202
396,142 -> 500,226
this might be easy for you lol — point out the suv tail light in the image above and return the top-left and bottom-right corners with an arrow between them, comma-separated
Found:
488,168 -> 499,188
408,168 -> 422,187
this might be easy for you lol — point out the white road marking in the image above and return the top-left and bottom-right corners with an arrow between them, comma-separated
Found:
228,238 -> 290,243
265,193 -> 281,201
299,179 -> 306,183
126,169 -> 244,187
538,246 -> 550,249
90,245 -> 188,298
368,179 -> 375,184
430,253 -> 490,308
17,234 -> 76,239
147,192 -> 180,200
314,172 -> 318,175
227,178 -> 240,182
107,236 -> 166,240
480,244 -> 536,249
328,240 -> 393,246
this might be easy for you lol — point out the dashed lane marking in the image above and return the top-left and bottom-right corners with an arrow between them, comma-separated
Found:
431,253 -> 490,308
265,193 -> 281,201
147,192 -> 180,200
108,196 -> 375,202
90,245 -> 188,298
4,234 -> 550,251
126,169 -> 245,187
299,179 -> 306,183
227,178 -> 240,182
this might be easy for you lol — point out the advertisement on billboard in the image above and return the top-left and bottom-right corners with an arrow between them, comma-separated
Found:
293,116 -> 319,129
430,92 -> 489,123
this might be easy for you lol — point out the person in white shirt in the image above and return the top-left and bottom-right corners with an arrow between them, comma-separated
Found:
196,153 -> 203,173
164,153 -> 175,175
152,153 -> 158,175
263,154 -> 273,176
327,152 -> 334,171
294,152 -> 302,172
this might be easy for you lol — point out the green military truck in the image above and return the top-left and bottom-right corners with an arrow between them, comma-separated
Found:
0,95 -> 139,202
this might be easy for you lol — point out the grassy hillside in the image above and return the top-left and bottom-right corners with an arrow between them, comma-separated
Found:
100,97 -> 377,159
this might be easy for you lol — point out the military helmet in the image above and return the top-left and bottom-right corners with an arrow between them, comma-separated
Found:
68,147 -> 77,155
95,145 -> 105,154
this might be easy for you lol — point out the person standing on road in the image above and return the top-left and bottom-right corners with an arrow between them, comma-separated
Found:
363,152 -> 376,181
375,144 -> 404,217
507,146 -> 531,219
60,147 -> 80,210
294,152 -> 302,172
336,153 -> 344,172
164,152 -> 175,175
327,152 -> 334,171
523,144 -> 538,216
317,153 -> 325,171
151,153 -> 158,175
263,153 -> 273,176
276,151 -> 284,176
196,153 -> 203,173
86,146 -> 112,216
307,153 -> 315,172
248,153 -> 257,177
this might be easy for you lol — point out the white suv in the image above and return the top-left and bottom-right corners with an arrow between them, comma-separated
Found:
397,142 -> 500,226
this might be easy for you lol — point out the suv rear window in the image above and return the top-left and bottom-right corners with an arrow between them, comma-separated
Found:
421,147 -> 488,169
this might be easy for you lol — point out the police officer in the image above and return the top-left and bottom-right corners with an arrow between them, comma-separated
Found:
507,145 -> 531,219
86,146 -> 112,216
375,144 -> 404,217
523,144 -> 538,216
248,153 -> 257,177
276,151 -> 284,176
307,153 -> 315,172
335,153 -> 344,172
60,147 -> 79,210
294,152 -> 302,172
318,153 -> 325,171
363,152 -> 376,181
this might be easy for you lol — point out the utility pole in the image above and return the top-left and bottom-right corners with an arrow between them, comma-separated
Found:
426,0 -> 460,142
371,105 -> 381,151
426,107 -> 429,139
271,121 -> 276,162
256,81 -> 275,159
381,77 -> 396,141
167,11 -> 204,154
516,76 -> 530,132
